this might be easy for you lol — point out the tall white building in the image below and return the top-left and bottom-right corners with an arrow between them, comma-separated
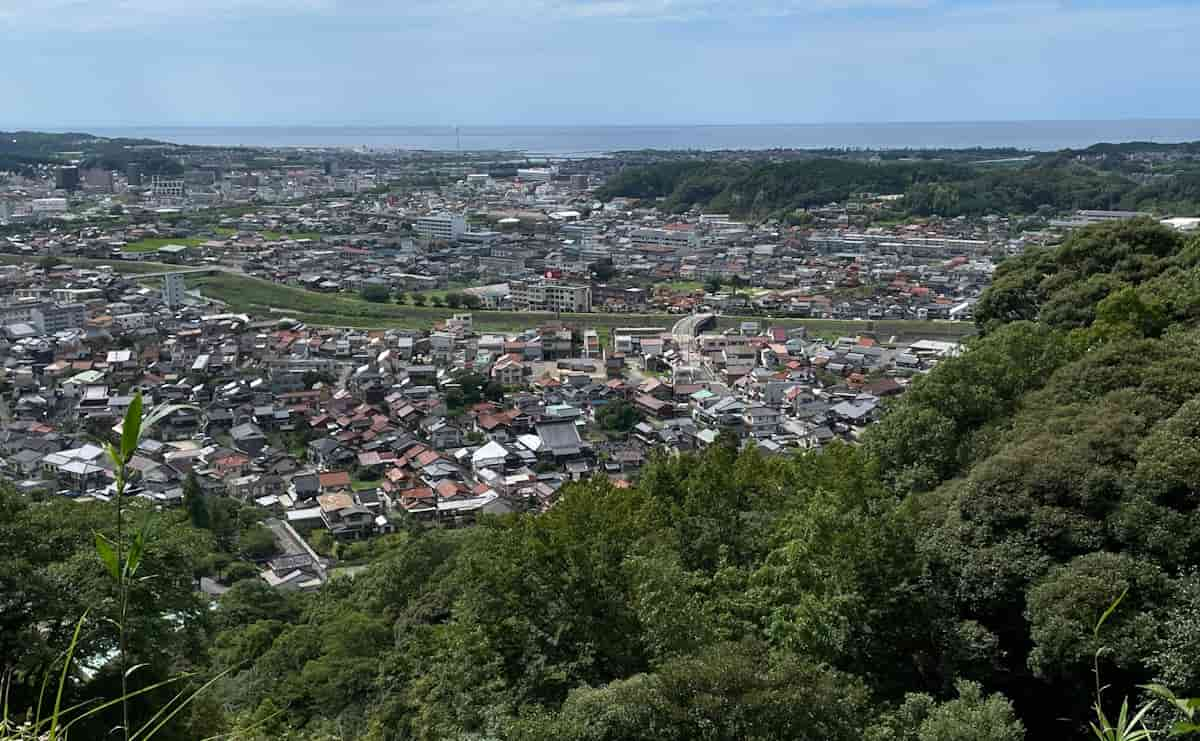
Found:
30,303 -> 87,334
31,198 -> 68,214
631,227 -> 699,251
509,280 -> 592,313
162,273 -> 186,309
414,213 -> 467,241
516,168 -> 554,183
151,176 -> 186,200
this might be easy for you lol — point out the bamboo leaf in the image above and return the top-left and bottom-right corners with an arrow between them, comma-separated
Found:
120,393 -> 144,463
142,403 -> 200,433
125,518 -> 153,579
95,532 -> 120,581
1094,587 -> 1129,639
48,612 -> 88,741
106,442 -> 123,473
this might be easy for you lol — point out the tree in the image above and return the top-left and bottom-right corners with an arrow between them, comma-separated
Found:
430,295 -> 445,307
592,261 -> 616,282
704,276 -> 722,294
445,293 -> 463,309
595,400 -> 641,433
484,379 -> 505,402
865,680 -> 1025,741
37,255 -> 60,271
412,294 -> 428,307
509,643 -> 871,741
360,284 -> 390,303
184,470 -> 210,530
302,370 -> 335,388
239,524 -> 277,561
394,290 -> 408,305
461,293 -> 483,310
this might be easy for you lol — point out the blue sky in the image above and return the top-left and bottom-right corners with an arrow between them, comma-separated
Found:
3,0 -> 1199,127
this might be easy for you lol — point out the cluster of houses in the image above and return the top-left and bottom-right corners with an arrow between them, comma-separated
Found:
0,255 -> 964,591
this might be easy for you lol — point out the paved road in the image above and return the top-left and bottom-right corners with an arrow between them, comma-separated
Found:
671,313 -> 714,370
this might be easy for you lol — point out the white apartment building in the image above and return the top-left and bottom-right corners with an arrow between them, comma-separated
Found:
52,288 -> 103,303
31,198 -> 68,214
33,303 -> 87,334
113,312 -> 150,331
516,168 -> 554,183
509,280 -> 592,313
414,213 -> 467,241
162,273 -> 186,308
151,177 -> 186,200
631,227 -> 699,251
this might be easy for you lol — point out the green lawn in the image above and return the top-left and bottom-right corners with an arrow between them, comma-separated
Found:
0,253 -> 180,275
654,280 -> 706,293
207,227 -> 322,241
122,237 -> 205,253
351,478 -> 382,491
189,272 -> 976,341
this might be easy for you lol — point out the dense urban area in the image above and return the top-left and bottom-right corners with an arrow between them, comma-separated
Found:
2,131 -> 1200,740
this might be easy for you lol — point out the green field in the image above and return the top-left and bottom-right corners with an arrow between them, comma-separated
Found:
653,280 -> 706,293
214,227 -> 321,241
122,237 -> 205,253
189,272 -> 976,342
0,253 -> 180,275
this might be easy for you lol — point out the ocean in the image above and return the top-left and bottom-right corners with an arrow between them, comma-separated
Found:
85,120 -> 1200,155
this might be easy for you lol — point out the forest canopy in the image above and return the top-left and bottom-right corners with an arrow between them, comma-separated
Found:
595,153 -> 1200,219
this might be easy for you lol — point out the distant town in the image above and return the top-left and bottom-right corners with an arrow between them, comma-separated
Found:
0,133 -> 1196,590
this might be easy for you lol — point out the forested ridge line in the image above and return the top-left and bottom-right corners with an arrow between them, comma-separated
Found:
596,154 -> 1200,219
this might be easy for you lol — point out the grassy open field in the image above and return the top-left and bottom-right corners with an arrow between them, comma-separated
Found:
653,280 -> 706,294
189,272 -> 976,342
214,227 -> 321,241
188,274 -> 678,333
121,237 -> 205,253
0,253 -> 180,274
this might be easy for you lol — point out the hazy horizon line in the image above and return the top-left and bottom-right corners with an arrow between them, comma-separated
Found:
13,116 -> 1200,132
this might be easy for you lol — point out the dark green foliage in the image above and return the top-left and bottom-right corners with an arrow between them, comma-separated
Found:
359,283 -> 391,303
184,470 -> 210,529
865,680 -> 1025,741
597,156 -> 1200,220
975,219 -> 1189,331
238,524 -> 277,560
509,642 -> 872,741
0,486 -> 214,733
595,399 -> 641,432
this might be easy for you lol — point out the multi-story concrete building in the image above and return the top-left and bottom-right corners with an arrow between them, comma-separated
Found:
631,226 -> 699,252
83,169 -> 114,193
151,176 -> 186,200
516,167 -> 553,183
509,280 -> 592,313
0,301 -> 86,334
32,303 -> 87,334
31,198 -> 68,215
414,213 -> 466,241
113,312 -> 150,331
162,273 -> 186,309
